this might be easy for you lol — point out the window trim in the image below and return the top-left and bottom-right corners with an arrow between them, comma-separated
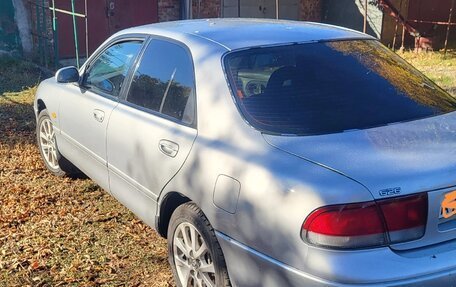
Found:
77,34 -> 148,102
120,35 -> 198,129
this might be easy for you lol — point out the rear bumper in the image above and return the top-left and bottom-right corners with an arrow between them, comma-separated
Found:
216,231 -> 456,287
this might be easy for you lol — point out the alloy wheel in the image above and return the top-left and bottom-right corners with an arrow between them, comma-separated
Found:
39,118 -> 59,169
173,222 -> 216,287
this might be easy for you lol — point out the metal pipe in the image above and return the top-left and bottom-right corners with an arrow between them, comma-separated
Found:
444,0 -> 455,55
48,6 -> 85,18
408,19 -> 456,26
85,0 -> 88,59
392,0 -> 403,51
41,0 -> 47,67
276,0 -> 279,19
51,0 -> 58,68
392,21 -> 398,50
70,0 -> 80,68
363,0 -> 367,33
400,24 -> 406,51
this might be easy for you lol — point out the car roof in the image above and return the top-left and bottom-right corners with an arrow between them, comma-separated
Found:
120,18 -> 374,51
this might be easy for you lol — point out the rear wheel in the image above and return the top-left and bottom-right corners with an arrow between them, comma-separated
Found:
37,109 -> 81,177
168,202 -> 231,287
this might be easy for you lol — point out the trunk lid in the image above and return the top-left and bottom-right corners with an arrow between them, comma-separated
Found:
263,112 -> 456,250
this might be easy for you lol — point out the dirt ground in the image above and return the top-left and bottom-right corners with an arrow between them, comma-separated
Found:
0,51 -> 455,287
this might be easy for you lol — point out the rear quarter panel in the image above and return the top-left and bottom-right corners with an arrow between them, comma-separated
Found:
159,43 -> 375,276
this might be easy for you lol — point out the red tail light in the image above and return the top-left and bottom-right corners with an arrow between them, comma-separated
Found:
301,193 -> 428,249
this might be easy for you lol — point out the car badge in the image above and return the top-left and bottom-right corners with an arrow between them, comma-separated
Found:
378,187 -> 401,197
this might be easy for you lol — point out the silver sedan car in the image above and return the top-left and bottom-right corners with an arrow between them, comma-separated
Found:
34,19 -> 456,286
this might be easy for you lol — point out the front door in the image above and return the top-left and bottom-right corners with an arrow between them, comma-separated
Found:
106,38 -> 197,226
58,39 -> 144,190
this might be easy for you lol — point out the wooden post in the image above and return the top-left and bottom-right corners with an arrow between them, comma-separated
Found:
363,0 -> 368,33
444,0 -> 455,55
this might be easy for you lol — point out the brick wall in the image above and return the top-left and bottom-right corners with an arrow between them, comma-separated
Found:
299,0 -> 322,21
192,0 -> 221,18
159,0 -> 181,22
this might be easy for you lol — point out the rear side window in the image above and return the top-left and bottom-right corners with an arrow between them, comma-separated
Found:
224,40 -> 456,135
126,39 -> 196,125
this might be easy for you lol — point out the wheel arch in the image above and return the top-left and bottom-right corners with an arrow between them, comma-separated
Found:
37,99 -> 47,115
157,191 -> 191,238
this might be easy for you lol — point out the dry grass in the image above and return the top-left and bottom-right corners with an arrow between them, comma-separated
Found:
0,57 -> 173,286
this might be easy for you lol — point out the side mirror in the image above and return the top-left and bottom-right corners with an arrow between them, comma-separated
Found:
56,66 -> 79,83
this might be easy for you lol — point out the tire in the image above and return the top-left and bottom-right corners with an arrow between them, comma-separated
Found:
168,202 -> 231,287
36,109 -> 81,177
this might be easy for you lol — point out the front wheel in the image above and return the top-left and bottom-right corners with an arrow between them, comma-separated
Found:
168,202 -> 231,287
36,109 -> 80,177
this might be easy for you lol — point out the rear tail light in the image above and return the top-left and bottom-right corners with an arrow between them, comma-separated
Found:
301,193 -> 427,249
379,193 -> 427,243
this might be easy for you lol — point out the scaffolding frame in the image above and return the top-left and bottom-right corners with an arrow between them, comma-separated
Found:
49,0 -> 88,68
29,0 -> 88,69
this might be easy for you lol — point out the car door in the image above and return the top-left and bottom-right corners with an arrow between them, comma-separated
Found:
58,38 -> 144,190
106,38 -> 197,225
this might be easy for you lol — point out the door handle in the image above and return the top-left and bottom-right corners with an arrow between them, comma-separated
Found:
93,109 -> 105,123
159,140 -> 179,157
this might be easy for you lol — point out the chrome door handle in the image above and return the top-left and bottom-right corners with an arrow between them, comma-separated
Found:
159,140 -> 179,157
93,109 -> 105,123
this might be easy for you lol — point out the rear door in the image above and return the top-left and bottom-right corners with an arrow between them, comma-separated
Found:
106,38 -> 197,224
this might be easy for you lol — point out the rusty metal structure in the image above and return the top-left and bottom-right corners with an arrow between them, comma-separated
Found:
28,0 -> 158,69
379,0 -> 455,53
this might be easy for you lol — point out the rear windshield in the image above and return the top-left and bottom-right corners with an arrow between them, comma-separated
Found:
224,40 -> 456,135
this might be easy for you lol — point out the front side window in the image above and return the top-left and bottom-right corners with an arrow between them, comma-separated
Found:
126,39 -> 196,125
224,40 -> 456,135
83,40 -> 143,98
